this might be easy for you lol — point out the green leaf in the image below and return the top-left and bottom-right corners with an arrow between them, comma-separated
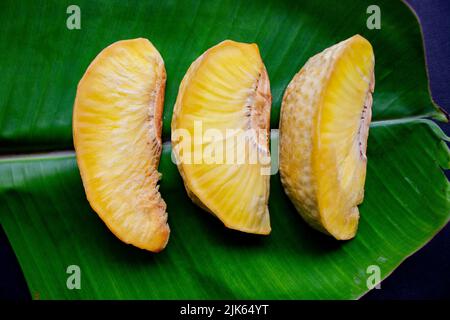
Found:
0,0 -> 449,299
0,0 -> 444,151
0,120 -> 449,299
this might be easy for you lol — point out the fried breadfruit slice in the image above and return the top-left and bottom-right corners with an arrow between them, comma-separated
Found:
279,35 -> 375,240
73,38 -> 169,252
172,40 -> 271,234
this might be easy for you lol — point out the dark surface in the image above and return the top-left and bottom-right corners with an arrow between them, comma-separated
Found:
0,227 -> 30,300
0,0 -> 449,300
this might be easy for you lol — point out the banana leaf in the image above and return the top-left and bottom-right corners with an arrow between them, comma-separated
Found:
0,0 -> 449,299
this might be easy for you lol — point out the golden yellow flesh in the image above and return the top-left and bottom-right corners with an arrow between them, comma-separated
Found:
172,40 -> 271,234
73,39 -> 169,252
279,35 -> 375,239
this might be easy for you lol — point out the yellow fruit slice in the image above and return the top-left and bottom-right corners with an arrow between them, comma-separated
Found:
171,40 -> 271,234
279,35 -> 375,240
73,38 -> 169,252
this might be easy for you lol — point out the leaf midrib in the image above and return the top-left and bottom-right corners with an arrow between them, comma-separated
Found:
0,113 -> 446,162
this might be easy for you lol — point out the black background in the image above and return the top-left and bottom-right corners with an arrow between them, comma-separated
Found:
1,0 -> 449,300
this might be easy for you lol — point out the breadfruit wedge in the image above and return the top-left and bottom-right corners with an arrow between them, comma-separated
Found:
279,35 -> 375,240
73,38 -> 169,252
171,40 -> 271,234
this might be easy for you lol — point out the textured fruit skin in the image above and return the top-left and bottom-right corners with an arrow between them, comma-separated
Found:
171,40 -> 272,234
73,39 -> 169,252
279,35 -> 375,240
